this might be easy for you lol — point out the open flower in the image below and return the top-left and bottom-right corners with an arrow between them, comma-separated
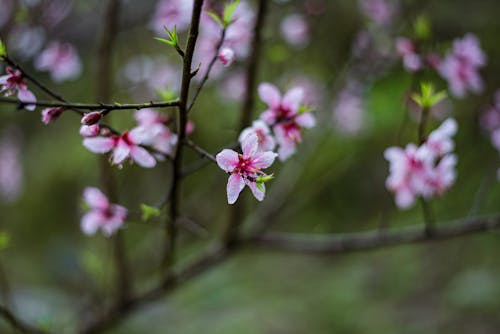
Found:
132,109 -> 177,157
216,134 -> 277,204
83,129 -> 157,168
384,118 -> 458,209
81,187 -> 127,236
0,67 -> 37,110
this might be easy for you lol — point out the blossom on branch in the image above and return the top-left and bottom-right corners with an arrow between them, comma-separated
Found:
81,187 -> 127,236
0,67 -> 37,110
83,129 -> 157,168
216,134 -> 277,204
41,107 -> 64,124
384,118 -> 458,209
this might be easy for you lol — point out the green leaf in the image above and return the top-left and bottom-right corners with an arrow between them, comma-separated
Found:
429,91 -> 447,106
140,204 -> 161,222
0,39 -> 5,57
155,37 -> 176,47
157,88 -> 177,101
0,231 -> 10,251
223,0 -> 240,26
298,105 -> 314,114
207,11 -> 224,27
256,182 -> 265,192
412,82 -> 447,109
255,173 -> 274,183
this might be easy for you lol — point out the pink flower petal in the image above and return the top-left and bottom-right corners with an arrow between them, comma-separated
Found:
282,87 -> 304,112
241,133 -> 259,157
216,149 -> 239,172
81,211 -> 104,236
83,137 -> 115,153
83,187 -> 109,209
246,180 -> 265,201
130,146 -> 157,168
258,83 -> 281,109
252,151 -> 277,169
295,112 -> 316,128
17,88 -> 37,111
227,173 -> 245,204
112,139 -> 131,164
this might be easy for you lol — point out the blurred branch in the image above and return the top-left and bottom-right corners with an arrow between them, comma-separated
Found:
0,304 -> 47,334
95,0 -> 131,305
183,139 -> 217,163
0,97 -> 179,112
187,27 -> 227,113
249,215 -> 500,254
162,0 -> 205,271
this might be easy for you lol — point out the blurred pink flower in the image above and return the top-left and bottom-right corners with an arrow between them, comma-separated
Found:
0,67 -> 37,111
384,118 -> 458,209
358,0 -> 396,26
150,0 -> 193,34
35,41 -> 82,82
0,128 -> 23,203
132,108 -> 177,158
8,25 -> 46,60
239,120 -> 276,152
40,0 -> 73,28
280,14 -> 310,48
0,0 -> 13,29
216,133 -> 277,204
396,37 -> 422,72
83,130 -> 157,168
332,81 -> 365,136
439,34 -> 486,98
81,187 -> 127,236
218,71 -> 246,101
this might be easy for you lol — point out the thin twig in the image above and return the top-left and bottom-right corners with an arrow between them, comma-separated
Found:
183,139 -> 217,163
187,27 -> 227,113
0,97 -> 179,112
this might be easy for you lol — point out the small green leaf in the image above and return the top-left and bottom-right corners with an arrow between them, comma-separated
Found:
256,182 -> 265,192
412,82 -> 447,109
207,11 -> 224,27
140,204 -> 161,222
0,39 -> 5,57
155,37 -> 176,47
0,231 -> 10,251
157,88 -> 177,101
429,91 -> 447,106
223,0 -> 240,26
255,173 -> 274,183
298,105 -> 314,114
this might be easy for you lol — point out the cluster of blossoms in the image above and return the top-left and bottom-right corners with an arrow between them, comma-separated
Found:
81,187 -> 127,236
479,90 -> 500,178
384,118 -> 458,208
216,82 -> 316,204
358,0 -> 397,27
396,34 -> 486,99
82,109 -> 188,168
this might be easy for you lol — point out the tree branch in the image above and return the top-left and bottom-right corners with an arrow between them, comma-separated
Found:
0,97 -> 179,112
183,139 -> 217,163
249,216 -> 500,254
0,304 -> 47,334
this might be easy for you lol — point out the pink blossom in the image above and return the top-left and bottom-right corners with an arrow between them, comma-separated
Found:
81,187 -> 127,236
41,107 -> 64,124
35,41 -> 82,82
439,34 -> 486,98
258,82 -> 316,161
358,0 -> 396,26
0,67 -> 37,110
239,120 -> 276,152
0,128 -> 23,203
80,124 -> 100,138
150,0 -> 193,34
218,71 -> 246,101
8,25 -> 46,60
83,129 -> 157,168
384,118 -> 458,209
396,37 -> 422,72
218,47 -> 235,67
480,91 -> 500,133
216,134 -> 277,204
132,108 -> 178,157
332,81 -> 365,135
280,14 -> 310,48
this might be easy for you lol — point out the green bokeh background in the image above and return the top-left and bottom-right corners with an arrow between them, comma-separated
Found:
1,0 -> 500,332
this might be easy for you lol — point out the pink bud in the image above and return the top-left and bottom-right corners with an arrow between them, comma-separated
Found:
41,107 -> 64,125
81,111 -> 102,125
186,120 -> 195,135
80,124 -> 100,137
218,48 -> 235,67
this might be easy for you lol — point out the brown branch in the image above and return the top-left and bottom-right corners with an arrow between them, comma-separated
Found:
187,27 -> 227,113
249,216 -> 500,254
0,304 -> 48,334
162,0 -> 205,271
183,139 -> 217,163
0,97 -> 179,111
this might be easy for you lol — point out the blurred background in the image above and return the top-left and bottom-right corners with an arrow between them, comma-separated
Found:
1,0 -> 500,332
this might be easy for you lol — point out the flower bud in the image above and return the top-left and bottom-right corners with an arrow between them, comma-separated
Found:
218,47 -> 235,67
81,111 -> 102,125
80,124 -> 100,137
41,107 -> 64,125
